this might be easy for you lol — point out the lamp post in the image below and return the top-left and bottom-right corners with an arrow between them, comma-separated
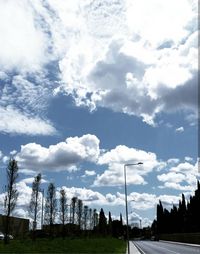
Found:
124,162 -> 143,254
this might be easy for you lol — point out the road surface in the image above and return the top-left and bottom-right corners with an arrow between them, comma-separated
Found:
133,240 -> 200,254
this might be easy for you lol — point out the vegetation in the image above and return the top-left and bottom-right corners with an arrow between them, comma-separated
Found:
59,188 -> 68,238
0,237 -> 126,253
29,173 -> 42,237
3,159 -> 19,244
44,183 -> 57,237
160,232 -> 200,245
152,181 -> 200,236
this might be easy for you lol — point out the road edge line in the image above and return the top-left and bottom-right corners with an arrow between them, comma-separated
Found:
133,242 -> 146,254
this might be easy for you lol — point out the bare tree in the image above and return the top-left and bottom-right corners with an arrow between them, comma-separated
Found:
83,205 -> 89,230
76,199 -> 83,229
4,159 -> 19,244
44,183 -> 57,237
88,208 -> 93,230
29,173 -> 42,238
59,188 -> 68,237
71,197 -> 77,224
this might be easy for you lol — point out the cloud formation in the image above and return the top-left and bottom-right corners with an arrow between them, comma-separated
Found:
94,145 -> 160,186
16,134 -> 100,171
157,160 -> 199,191
53,0 -> 198,125
0,106 -> 56,136
0,0 -> 197,135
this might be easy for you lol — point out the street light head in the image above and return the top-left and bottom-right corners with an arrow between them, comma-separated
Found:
125,162 -> 143,167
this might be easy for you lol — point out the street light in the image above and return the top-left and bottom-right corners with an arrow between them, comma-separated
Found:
124,162 -> 143,254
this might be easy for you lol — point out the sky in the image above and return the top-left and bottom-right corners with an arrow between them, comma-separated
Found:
0,0 -> 199,228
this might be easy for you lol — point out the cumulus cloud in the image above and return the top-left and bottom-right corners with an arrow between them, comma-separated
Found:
157,160 -> 199,191
93,145 -> 160,186
53,0 -> 197,125
16,134 -> 100,172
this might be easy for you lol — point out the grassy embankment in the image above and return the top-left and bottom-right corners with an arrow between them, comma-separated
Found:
0,237 -> 126,253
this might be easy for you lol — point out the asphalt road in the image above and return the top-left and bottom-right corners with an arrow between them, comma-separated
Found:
133,240 -> 200,254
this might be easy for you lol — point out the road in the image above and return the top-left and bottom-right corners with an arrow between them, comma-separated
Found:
133,240 -> 200,254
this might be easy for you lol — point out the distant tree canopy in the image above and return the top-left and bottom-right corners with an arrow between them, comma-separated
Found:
152,181 -> 200,234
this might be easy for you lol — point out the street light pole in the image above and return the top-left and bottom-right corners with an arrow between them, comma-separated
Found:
124,162 -> 143,254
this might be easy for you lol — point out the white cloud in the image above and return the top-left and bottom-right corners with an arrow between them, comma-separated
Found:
0,106 -> 56,136
126,0 -> 193,47
167,158 -> 180,164
0,0 -> 50,73
84,170 -> 96,176
157,172 -> 186,183
10,150 -> 17,156
157,160 -> 199,191
16,134 -> 100,172
185,156 -> 193,162
175,127 -> 184,133
93,145 -> 160,187
53,0 -> 197,125
2,156 -> 9,164
0,0 -> 197,134
128,192 -> 157,210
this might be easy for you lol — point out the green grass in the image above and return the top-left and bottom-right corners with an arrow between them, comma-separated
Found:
0,237 -> 126,253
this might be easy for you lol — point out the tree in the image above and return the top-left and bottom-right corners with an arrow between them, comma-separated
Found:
29,173 -> 42,237
93,208 -> 98,230
4,159 -> 19,244
156,200 -> 164,234
98,208 -> 107,235
88,208 -> 93,230
44,183 -> 57,237
71,197 -> 77,224
108,211 -> 112,235
59,188 -> 68,237
76,199 -> 83,230
120,213 -> 123,226
83,205 -> 89,230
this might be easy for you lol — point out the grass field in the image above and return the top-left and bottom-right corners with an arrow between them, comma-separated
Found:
0,237 -> 126,253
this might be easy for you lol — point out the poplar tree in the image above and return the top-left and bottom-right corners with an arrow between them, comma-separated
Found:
83,205 -> 89,230
71,197 -> 77,224
4,159 -> 19,244
76,199 -> 83,229
59,188 -> 68,237
29,173 -> 42,235
44,183 -> 57,237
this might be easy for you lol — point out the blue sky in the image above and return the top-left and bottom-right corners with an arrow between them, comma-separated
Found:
0,0 -> 198,227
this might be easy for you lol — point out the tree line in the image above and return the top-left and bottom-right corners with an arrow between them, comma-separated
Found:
2,159 -> 125,243
152,181 -> 200,235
